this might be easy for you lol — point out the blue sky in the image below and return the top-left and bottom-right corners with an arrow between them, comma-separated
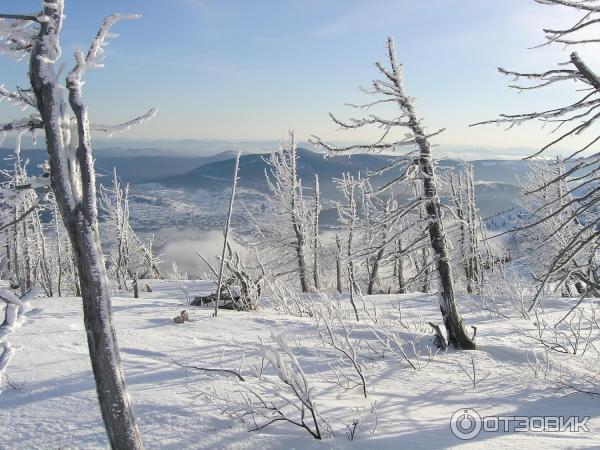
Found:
0,0 -> 597,156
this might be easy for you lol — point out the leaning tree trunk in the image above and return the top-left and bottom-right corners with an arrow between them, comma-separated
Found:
215,153 -> 240,317
28,1 -> 144,448
310,36 -> 475,349
67,220 -> 143,447
374,37 -> 476,349
414,129 -> 476,349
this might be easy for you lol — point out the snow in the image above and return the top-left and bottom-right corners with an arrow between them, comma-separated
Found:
0,281 -> 598,449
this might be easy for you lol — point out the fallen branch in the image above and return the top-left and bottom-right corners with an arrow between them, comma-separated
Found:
428,322 -> 448,351
172,359 -> 245,381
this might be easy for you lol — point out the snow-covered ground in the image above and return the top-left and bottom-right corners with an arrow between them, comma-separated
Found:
0,281 -> 598,449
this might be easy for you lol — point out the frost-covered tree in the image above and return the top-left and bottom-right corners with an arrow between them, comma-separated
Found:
246,132 -> 316,292
268,132 -> 311,292
312,174 -> 322,291
48,192 -> 79,296
363,189 -> 392,295
338,176 -> 396,295
0,2 -> 156,447
445,163 -> 483,295
335,173 -> 361,319
473,0 -> 600,310
99,169 -> 161,294
335,173 -> 359,294
515,160 -> 598,297
0,142 -> 56,297
312,37 -> 476,349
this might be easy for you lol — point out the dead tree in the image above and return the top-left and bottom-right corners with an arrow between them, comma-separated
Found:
0,2 -> 156,447
262,132 -> 312,292
395,238 -> 406,293
447,164 -> 482,294
336,174 -> 359,295
214,152 -> 241,316
312,37 -> 476,349
100,170 -> 130,291
335,233 -> 343,294
0,138 -> 63,298
100,170 -> 161,293
515,161 -> 597,298
312,174 -> 322,291
472,0 -> 600,310
359,180 -> 394,295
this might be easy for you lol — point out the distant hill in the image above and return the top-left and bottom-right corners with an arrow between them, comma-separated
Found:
93,151 -> 237,183
151,148 -> 397,202
0,148 -> 236,184
472,182 -> 522,217
149,148 -> 532,206
0,146 -> 533,217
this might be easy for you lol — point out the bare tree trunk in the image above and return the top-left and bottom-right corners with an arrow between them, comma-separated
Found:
132,272 -> 139,299
385,38 -> 476,349
290,175 -> 310,293
396,239 -> 406,294
215,153 -> 240,317
22,218 -> 33,292
53,200 -> 64,297
414,125 -> 476,349
28,2 -> 144,448
312,175 -> 321,291
32,208 -> 53,297
341,175 -> 360,296
5,231 -> 10,276
347,267 -> 360,321
292,218 -> 310,292
368,247 -> 384,295
265,133 -> 310,293
311,37 -> 476,349
465,167 -> 482,294
72,252 -> 81,297
335,233 -> 343,294
67,221 -> 143,447
420,248 -> 431,293
12,204 -> 21,292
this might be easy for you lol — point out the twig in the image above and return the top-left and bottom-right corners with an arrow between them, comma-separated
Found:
172,359 -> 245,381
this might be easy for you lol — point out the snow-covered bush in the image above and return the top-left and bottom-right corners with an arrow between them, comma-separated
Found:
169,262 -> 191,307
479,264 -> 535,319
314,302 -> 369,397
370,317 -> 439,371
205,334 -> 332,440
529,304 -> 600,357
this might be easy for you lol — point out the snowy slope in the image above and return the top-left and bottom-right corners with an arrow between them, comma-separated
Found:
0,282 -> 598,449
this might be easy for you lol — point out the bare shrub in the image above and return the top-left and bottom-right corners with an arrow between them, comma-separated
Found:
205,334 -> 332,440
314,303 -> 368,397
479,264 -> 535,319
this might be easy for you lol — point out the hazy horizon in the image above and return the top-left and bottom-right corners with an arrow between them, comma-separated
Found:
1,0 -> 598,158
0,135 -> 575,161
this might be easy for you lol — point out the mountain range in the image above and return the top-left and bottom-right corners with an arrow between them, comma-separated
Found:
0,147 -> 529,218
149,149 -> 527,216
